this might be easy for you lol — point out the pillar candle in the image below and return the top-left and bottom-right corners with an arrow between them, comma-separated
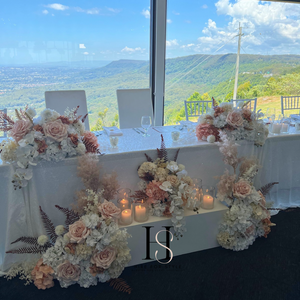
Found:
135,205 -> 147,222
121,209 -> 132,225
202,195 -> 214,209
272,123 -> 282,134
119,199 -> 129,209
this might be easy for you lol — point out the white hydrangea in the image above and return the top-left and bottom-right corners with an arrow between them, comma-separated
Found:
81,213 -> 100,228
76,142 -> 86,155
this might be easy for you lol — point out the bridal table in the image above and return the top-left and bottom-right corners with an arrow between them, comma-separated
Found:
1,127 -> 300,272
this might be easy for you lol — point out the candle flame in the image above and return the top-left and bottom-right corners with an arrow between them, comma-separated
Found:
139,205 -> 141,209
125,210 -> 128,213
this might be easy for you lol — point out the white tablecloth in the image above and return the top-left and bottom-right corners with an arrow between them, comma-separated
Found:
1,127 -> 300,272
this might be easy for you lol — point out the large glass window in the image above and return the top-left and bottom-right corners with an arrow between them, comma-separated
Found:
0,0 -> 150,129
164,0 -> 300,124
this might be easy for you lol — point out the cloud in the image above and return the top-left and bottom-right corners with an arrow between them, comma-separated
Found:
45,3 -> 69,11
106,7 -> 121,13
173,11 -> 180,15
202,4 -> 208,9
181,43 -> 195,48
79,44 -> 86,49
42,10 -> 49,14
166,39 -> 179,47
83,52 -> 89,55
190,0 -> 300,55
86,8 -> 99,15
167,19 -> 172,24
121,46 -> 145,53
185,20 -> 191,24
142,8 -> 150,19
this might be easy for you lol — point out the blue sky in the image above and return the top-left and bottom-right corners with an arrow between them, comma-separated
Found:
1,0 -> 300,64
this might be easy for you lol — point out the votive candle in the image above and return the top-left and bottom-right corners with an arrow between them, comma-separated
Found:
281,124 -> 289,133
119,199 -> 129,209
121,209 -> 132,225
202,195 -> 214,209
135,204 -> 147,222
272,123 -> 282,134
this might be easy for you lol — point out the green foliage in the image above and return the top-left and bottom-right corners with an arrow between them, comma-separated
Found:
91,108 -> 119,131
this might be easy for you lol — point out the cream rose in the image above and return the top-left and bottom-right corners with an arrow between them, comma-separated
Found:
90,247 -> 117,269
226,111 -> 244,127
233,180 -> 252,199
9,120 -> 32,142
56,261 -> 81,283
98,200 -> 121,219
43,119 -> 68,142
67,220 -> 91,243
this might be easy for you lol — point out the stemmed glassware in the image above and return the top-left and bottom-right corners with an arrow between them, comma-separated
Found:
141,116 -> 152,137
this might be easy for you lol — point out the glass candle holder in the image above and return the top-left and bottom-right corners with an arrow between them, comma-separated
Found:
295,122 -> 300,133
134,202 -> 149,223
186,194 -> 201,210
171,131 -> 180,142
281,118 -> 290,134
271,122 -> 282,135
200,186 -> 215,210
117,188 -> 131,210
109,136 -> 119,148
118,201 -> 133,226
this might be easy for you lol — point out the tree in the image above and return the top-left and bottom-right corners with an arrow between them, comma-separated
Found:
91,108 -> 119,131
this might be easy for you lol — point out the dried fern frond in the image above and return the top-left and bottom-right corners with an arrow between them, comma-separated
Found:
173,149 -> 180,162
7,246 -> 44,254
108,278 -> 132,294
144,153 -> 153,162
82,113 -> 88,123
132,190 -> 148,202
212,96 -> 218,107
259,182 -> 279,196
39,206 -> 57,243
82,137 -> 101,154
0,111 -> 15,131
55,205 -> 81,227
157,134 -> 168,161
11,237 -> 39,247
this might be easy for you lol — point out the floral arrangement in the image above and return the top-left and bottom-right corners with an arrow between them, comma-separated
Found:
216,131 -> 277,251
133,135 -> 195,238
196,98 -> 268,146
0,106 -> 100,189
5,155 -> 132,293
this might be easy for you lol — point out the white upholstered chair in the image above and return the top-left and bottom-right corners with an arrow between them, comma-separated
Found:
0,108 -> 7,138
184,100 -> 213,121
116,88 -> 153,129
231,98 -> 257,112
45,90 -> 90,130
281,96 -> 300,116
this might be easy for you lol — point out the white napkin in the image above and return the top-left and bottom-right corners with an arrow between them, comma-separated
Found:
103,126 -> 123,136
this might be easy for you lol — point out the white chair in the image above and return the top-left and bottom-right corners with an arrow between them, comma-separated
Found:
231,98 -> 257,112
45,90 -> 90,130
116,88 -> 153,129
0,108 -> 7,138
184,100 -> 213,121
281,96 -> 300,116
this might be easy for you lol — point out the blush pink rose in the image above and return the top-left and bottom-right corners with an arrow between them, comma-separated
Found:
226,111 -> 244,127
233,180 -> 252,199
67,220 -> 91,243
9,120 -> 32,142
98,200 -> 121,219
90,247 -> 117,269
56,261 -> 81,284
43,119 -> 68,142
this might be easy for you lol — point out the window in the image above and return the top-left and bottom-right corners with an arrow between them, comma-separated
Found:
163,0 -> 300,124
0,0 -> 150,129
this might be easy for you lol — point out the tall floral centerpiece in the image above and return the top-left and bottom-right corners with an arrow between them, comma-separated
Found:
5,155 -> 131,292
0,106 -> 100,189
133,135 -> 195,238
216,132 -> 277,251
196,98 -> 268,146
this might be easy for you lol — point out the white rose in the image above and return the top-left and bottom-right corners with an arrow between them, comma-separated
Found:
40,108 -> 60,124
167,161 -> 179,172
37,235 -> 48,246
176,170 -> 188,179
26,108 -> 37,118
55,225 -> 65,236
76,143 -> 86,155
207,135 -> 216,143
160,181 -> 173,192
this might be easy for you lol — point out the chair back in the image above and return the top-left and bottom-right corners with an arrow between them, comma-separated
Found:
0,108 -> 7,138
45,90 -> 89,130
281,96 -> 300,115
231,98 -> 257,112
116,88 -> 153,129
184,100 -> 213,121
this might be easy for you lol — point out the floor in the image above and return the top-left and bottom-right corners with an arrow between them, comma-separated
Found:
1,208 -> 300,300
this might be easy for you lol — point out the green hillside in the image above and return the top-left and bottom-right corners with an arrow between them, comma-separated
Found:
1,53 -> 300,127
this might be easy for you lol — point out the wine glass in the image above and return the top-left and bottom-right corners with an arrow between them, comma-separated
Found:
141,116 -> 152,137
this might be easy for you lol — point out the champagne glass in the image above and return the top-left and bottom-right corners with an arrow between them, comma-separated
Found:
141,116 -> 152,137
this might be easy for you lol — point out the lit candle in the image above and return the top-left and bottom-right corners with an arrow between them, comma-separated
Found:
121,209 -> 132,225
272,123 -> 282,134
119,199 -> 129,209
135,204 -> 147,222
202,195 -> 214,209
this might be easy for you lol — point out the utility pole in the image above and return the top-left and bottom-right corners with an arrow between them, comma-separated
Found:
233,23 -> 243,102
